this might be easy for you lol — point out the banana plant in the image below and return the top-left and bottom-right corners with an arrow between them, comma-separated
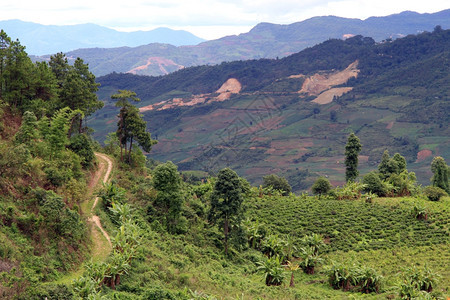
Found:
256,255 -> 285,286
298,246 -> 323,274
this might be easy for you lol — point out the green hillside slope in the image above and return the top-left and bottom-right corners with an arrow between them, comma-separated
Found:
94,28 -> 450,191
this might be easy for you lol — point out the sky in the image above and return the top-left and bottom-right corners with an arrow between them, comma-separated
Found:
1,0 -> 448,39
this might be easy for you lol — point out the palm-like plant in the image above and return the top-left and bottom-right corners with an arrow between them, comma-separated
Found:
285,261 -> 300,287
261,234 -> 285,258
299,246 -> 323,274
242,218 -> 265,249
356,266 -> 383,293
256,255 -> 285,286
97,182 -> 126,209
301,233 -> 325,255
282,234 -> 298,261
327,262 -> 355,291
412,203 -> 428,220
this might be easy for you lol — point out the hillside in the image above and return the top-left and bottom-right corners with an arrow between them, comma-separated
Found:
32,9 -> 450,76
0,20 -> 205,55
93,28 -> 450,191
0,27 -> 449,300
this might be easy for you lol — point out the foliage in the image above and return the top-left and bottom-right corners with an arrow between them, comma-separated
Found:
98,181 -> 127,211
362,171 -> 386,196
344,133 -> 362,182
311,177 -> 332,198
298,246 -> 323,274
262,174 -> 292,196
301,233 -> 325,255
112,89 -> 157,163
14,111 -> 39,147
327,262 -> 382,293
68,133 -> 95,168
430,156 -> 449,193
152,161 -> 185,233
49,53 -> 103,121
332,181 -> 366,200
423,186 -> 447,202
256,255 -> 285,286
399,266 -> 441,298
208,168 -> 244,255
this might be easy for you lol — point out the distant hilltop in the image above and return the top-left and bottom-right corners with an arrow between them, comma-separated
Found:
0,20 -> 206,55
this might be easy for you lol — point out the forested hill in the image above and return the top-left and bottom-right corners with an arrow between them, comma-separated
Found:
32,9 -> 450,76
95,28 -> 450,190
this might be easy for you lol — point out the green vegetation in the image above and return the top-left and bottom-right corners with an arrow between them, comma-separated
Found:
208,168 -> 245,255
431,156 -> 449,193
311,176 -> 332,198
345,133 -> 362,182
1,28 -> 449,300
94,28 -> 450,191
262,174 -> 292,196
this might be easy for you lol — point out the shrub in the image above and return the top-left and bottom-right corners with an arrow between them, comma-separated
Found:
356,266 -> 383,293
327,263 -> 382,293
399,266 -> 440,298
412,203 -> 428,220
262,174 -> 292,196
311,177 -> 332,198
68,134 -> 95,168
362,171 -> 386,196
423,186 -> 447,201
327,262 -> 355,291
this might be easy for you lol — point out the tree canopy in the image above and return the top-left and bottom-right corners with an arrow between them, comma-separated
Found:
345,133 -> 362,182
208,168 -> 244,255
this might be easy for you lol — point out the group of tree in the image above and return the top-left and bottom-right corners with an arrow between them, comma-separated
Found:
308,132 -> 449,201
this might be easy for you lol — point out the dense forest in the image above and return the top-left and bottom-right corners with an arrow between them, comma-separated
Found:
0,28 -> 449,300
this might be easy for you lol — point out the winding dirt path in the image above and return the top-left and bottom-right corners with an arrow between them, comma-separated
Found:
89,153 -> 113,247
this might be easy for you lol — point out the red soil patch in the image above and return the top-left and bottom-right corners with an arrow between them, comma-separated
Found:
416,149 -> 432,162
139,78 -> 242,112
359,155 -> 369,163
127,57 -> 184,75
386,121 -> 394,129
300,61 -> 359,96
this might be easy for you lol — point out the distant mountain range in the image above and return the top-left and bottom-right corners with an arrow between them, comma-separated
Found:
92,28 -> 450,190
30,9 -> 450,76
0,20 -> 205,55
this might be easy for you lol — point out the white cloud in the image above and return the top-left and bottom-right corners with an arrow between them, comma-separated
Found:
0,0 -> 448,39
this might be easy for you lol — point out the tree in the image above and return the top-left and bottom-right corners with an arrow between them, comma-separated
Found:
112,90 -> 157,163
208,168 -> 244,255
68,134 -> 95,168
378,150 -> 407,179
152,161 -> 184,233
362,171 -> 386,196
311,177 -> 332,198
49,53 -> 102,132
0,30 -> 35,109
262,174 -> 292,196
378,150 -> 391,178
345,133 -> 362,182
14,111 -> 38,146
47,107 -> 83,159
431,156 -> 449,193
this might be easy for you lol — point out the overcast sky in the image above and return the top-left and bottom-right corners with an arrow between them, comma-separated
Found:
1,0 -> 448,39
